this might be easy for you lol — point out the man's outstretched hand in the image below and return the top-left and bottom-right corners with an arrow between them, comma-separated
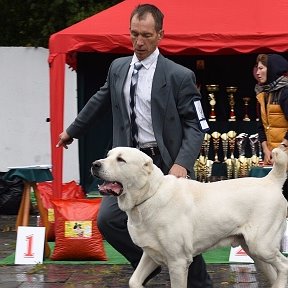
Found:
56,131 -> 74,149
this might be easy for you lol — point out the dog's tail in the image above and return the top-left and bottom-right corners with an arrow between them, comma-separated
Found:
268,147 -> 288,186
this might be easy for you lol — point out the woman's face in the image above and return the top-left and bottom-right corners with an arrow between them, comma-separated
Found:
256,61 -> 267,84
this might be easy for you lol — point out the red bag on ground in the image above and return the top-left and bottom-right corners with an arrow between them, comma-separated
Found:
50,198 -> 107,261
37,181 -> 85,241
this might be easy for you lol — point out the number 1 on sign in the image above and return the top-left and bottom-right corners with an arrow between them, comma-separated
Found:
24,234 -> 34,257
15,226 -> 45,264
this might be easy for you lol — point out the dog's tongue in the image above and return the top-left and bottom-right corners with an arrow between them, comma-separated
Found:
98,182 -> 122,196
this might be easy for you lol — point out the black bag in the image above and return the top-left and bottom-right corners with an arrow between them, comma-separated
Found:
0,172 -> 24,215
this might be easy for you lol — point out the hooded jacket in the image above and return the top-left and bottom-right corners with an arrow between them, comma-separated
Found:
255,54 -> 288,149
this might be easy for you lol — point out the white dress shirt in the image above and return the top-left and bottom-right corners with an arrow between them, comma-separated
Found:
124,48 -> 159,147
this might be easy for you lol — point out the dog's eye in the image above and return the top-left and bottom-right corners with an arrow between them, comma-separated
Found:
116,156 -> 126,163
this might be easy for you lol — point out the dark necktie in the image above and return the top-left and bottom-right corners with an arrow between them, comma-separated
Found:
130,62 -> 142,147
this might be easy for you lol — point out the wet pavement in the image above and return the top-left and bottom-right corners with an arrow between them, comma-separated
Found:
0,215 -> 278,287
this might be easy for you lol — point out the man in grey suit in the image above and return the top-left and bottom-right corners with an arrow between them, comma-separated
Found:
57,3 -> 212,287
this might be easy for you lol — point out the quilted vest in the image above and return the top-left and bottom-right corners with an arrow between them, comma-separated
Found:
256,91 -> 288,149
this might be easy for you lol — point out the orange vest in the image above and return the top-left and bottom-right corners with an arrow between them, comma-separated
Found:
257,92 -> 288,149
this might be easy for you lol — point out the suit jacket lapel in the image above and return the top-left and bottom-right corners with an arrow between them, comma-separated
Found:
115,59 -> 131,121
151,54 -> 168,132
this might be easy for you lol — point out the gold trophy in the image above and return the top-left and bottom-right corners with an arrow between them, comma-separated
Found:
238,156 -> 249,178
211,131 -> 221,162
206,84 -> 219,121
221,133 -> 229,161
196,156 -> 207,182
226,86 -> 237,121
243,97 -> 251,121
201,133 -> 211,159
227,130 -> 237,159
206,160 -> 213,182
225,159 -> 233,179
249,155 -> 259,168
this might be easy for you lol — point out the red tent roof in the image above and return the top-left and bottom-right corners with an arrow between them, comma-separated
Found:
49,0 -> 288,197
49,0 -> 288,69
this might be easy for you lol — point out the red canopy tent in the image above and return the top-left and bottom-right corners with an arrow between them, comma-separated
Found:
49,0 -> 288,197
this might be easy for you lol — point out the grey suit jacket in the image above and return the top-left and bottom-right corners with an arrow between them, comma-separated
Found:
67,54 -> 206,175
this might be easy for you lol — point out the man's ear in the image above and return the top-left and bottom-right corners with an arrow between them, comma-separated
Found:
158,29 -> 164,40
143,158 -> 153,174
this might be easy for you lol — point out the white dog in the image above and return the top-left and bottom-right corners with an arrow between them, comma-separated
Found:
91,146 -> 288,288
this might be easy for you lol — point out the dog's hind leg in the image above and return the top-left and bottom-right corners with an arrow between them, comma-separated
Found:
245,241 -> 288,287
129,252 -> 158,288
253,258 -> 277,285
269,252 -> 288,288
238,237 -> 277,285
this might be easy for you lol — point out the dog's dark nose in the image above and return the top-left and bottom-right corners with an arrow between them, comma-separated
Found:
91,161 -> 102,175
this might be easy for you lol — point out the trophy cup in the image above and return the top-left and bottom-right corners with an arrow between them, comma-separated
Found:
221,133 -> 229,161
194,159 -> 199,180
234,158 -> 240,178
249,133 -> 259,156
196,156 -> 207,182
211,131 -> 221,162
236,133 -> 248,157
225,159 -> 233,179
206,84 -> 219,121
226,86 -> 237,121
249,155 -> 259,168
243,97 -> 251,121
201,133 -> 211,159
206,160 -> 213,182
238,155 -> 249,177
227,130 -> 237,159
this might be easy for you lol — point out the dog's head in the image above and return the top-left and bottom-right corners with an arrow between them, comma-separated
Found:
91,147 -> 163,211
272,146 -> 288,173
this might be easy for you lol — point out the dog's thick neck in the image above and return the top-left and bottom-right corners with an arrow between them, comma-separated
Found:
118,165 -> 164,212
269,148 -> 288,184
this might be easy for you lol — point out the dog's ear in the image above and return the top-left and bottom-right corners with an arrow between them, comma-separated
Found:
278,143 -> 288,152
143,158 -> 153,174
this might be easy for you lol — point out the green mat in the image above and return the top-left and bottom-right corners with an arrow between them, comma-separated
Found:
0,241 -> 230,265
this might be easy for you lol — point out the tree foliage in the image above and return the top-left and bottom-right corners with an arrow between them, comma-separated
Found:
0,0 -> 122,47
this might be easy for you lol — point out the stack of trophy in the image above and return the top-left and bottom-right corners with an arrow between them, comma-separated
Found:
194,84 -> 261,182
206,84 -> 251,122
194,131 -> 263,182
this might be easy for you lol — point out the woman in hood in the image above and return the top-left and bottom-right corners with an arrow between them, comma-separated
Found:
255,54 -> 288,165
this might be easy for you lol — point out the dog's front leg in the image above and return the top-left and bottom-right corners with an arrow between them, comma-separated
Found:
168,260 -> 189,288
129,252 -> 158,288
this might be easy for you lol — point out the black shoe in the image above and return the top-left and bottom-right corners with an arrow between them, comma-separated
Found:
142,266 -> 162,286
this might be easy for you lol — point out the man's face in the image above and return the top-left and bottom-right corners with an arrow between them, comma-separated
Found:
130,13 -> 163,61
256,61 -> 267,84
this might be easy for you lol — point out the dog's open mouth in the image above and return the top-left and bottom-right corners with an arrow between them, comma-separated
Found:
98,181 -> 123,196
